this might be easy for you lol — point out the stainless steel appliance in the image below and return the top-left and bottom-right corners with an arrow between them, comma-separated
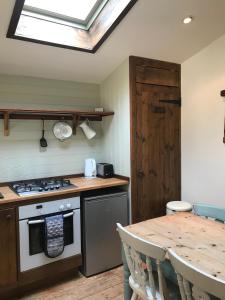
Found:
19,197 -> 81,272
81,189 -> 128,277
10,178 -> 75,196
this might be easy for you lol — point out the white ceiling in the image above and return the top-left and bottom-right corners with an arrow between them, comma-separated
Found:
1,0 -> 225,84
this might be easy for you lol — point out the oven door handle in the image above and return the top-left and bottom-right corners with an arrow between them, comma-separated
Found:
27,211 -> 74,225
63,211 -> 74,218
27,219 -> 44,225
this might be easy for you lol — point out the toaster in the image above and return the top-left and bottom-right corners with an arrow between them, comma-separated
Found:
97,163 -> 114,178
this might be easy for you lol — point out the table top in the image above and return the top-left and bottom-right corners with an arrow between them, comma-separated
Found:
126,212 -> 225,281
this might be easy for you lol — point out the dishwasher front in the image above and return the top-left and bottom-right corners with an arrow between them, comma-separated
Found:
81,189 -> 128,277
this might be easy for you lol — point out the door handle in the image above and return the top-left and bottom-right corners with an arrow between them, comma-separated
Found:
63,211 -> 74,218
27,211 -> 74,225
6,214 -> 12,220
137,171 -> 144,178
28,219 -> 44,225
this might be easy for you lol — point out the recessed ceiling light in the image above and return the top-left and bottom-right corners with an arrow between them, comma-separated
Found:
183,16 -> 193,24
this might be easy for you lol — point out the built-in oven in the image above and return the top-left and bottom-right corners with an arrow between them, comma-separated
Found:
19,197 -> 81,272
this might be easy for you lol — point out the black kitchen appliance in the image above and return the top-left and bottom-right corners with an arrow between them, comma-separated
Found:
96,163 -> 114,178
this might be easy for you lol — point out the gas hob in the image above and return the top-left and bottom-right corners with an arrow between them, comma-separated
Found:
10,178 -> 75,196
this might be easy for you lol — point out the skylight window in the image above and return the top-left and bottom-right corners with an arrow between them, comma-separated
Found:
24,0 -> 102,24
7,0 -> 137,53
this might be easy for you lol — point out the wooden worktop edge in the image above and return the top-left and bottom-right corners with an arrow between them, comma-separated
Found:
0,173 -> 129,187
0,176 -> 129,208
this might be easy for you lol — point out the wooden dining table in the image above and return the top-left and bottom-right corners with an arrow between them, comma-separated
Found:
126,212 -> 225,281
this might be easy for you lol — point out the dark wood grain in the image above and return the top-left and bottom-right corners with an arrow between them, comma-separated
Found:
0,208 -> 17,286
136,65 -> 180,87
130,56 -> 180,71
130,56 -> 181,223
0,108 -> 114,117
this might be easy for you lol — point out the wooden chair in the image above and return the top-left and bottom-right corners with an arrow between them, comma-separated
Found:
193,203 -> 225,223
117,223 -> 171,300
168,249 -> 225,300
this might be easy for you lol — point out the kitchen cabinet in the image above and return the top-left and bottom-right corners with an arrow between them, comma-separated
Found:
0,177 -> 129,297
0,208 -> 17,286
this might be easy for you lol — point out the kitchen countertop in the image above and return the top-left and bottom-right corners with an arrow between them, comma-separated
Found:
0,176 -> 129,206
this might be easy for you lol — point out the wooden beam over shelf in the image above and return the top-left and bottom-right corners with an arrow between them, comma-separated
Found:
0,108 -> 114,136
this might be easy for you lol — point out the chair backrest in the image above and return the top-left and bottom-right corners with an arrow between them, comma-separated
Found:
117,223 -> 168,300
168,249 -> 225,300
193,203 -> 225,223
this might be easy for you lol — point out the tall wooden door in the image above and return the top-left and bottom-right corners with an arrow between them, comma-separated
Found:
130,56 -> 181,223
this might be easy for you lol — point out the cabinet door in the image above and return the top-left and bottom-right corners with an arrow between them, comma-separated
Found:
132,83 -> 181,222
0,208 -> 17,286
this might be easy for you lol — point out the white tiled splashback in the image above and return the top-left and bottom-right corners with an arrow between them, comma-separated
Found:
0,74 -> 104,182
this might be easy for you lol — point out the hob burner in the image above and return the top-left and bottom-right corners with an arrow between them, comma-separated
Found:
10,178 -> 75,196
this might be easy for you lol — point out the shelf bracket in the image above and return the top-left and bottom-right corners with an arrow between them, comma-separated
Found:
72,114 -> 80,135
4,112 -> 9,136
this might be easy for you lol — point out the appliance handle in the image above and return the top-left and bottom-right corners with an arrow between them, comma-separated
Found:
63,211 -> 74,218
27,211 -> 74,225
27,219 -> 44,225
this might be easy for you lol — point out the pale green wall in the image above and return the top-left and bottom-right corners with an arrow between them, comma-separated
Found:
100,59 -> 130,177
0,75 -> 103,181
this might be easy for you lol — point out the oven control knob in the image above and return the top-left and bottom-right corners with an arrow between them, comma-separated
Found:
59,204 -> 65,211
66,203 -> 72,209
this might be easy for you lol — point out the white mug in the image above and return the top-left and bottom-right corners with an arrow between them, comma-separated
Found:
79,120 -> 96,140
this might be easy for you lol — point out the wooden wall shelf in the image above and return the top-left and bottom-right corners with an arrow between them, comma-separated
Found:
0,108 -> 114,136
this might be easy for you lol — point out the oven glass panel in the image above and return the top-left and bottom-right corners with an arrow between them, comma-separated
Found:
29,213 -> 74,256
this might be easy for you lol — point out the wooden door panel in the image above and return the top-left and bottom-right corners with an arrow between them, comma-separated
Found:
136,66 -> 180,87
0,208 -> 17,286
134,83 -> 180,222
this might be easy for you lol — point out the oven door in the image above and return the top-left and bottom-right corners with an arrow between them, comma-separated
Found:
19,209 -> 81,272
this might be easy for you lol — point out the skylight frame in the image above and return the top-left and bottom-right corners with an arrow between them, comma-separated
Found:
7,0 -> 138,53
23,0 -> 108,29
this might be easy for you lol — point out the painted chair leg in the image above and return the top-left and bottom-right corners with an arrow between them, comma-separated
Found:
122,246 -> 133,300
131,292 -> 138,300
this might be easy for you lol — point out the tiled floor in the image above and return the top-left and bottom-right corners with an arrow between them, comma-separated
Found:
21,267 -> 124,300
